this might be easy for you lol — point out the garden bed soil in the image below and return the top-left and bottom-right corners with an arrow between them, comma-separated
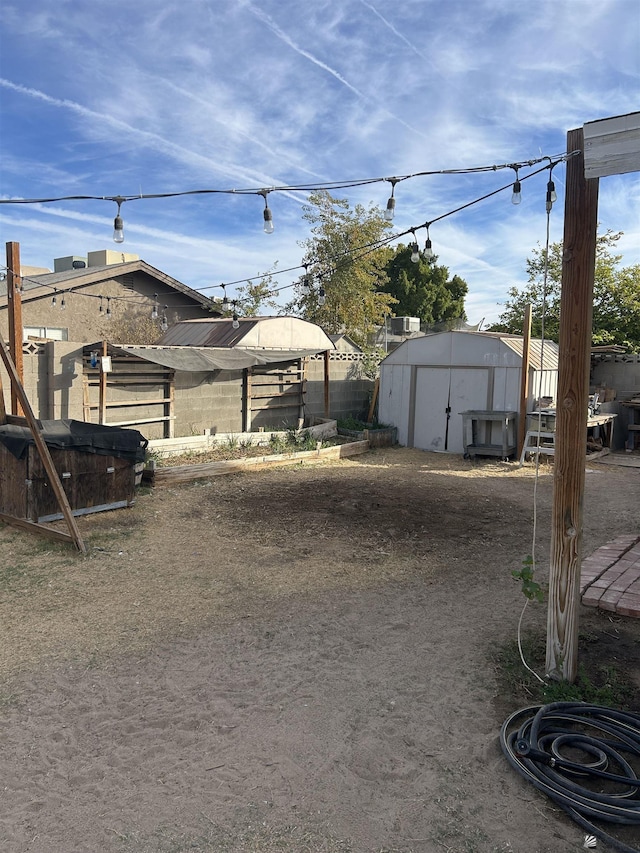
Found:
0,447 -> 638,853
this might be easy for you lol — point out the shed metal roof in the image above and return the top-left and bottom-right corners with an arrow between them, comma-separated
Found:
158,316 -> 335,354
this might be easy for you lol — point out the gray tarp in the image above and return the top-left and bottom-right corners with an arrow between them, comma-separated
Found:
115,345 -> 330,372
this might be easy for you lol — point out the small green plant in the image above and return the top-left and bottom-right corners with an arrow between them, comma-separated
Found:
225,434 -> 239,451
268,432 -> 287,453
511,555 -> 546,603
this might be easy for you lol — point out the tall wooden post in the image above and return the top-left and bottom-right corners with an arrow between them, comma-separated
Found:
6,241 -> 24,416
323,350 -> 330,418
517,304 -> 532,458
546,128 -> 599,682
99,340 -> 108,424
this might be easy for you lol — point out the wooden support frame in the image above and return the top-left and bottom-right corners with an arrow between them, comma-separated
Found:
0,328 -> 87,553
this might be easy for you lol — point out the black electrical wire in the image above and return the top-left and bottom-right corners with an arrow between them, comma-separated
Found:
500,702 -> 640,852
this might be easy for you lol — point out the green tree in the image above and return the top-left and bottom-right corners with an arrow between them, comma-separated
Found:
489,230 -> 640,351
233,273 -> 280,317
382,243 -> 468,327
285,191 -> 397,348
214,269 -> 281,318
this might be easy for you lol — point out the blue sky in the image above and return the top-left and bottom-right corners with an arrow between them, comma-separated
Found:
0,0 -> 638,325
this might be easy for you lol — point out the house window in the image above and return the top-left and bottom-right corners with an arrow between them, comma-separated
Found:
23,326 -> 68,341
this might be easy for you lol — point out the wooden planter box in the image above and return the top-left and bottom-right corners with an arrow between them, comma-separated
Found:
337,425 -> 398,448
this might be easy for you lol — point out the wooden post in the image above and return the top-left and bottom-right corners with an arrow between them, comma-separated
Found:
323,350 -> 330,418
0,367 -> 6,424
546,128 -> 599,682
6,241 -> 24,416
0,328 -> 87,553
517,304 -> 532,458
99,340 -> 108,424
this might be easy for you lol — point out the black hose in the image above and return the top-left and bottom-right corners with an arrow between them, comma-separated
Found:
500,702 -> 640,853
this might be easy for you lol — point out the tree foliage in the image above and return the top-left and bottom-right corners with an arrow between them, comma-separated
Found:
285,191 -> 397,348
381,244 -> 468,327
232,269 -> 280,317
488,230 -> 640,352
100,310 -> 164,344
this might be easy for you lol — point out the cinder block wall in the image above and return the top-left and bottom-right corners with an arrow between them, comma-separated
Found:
6,347 -> 375,437
306,354 -> 373,421
174,370 -> 244,436
0,341 -> 48,418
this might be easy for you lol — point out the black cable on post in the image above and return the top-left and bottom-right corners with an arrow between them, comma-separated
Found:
500,702 -> 640,852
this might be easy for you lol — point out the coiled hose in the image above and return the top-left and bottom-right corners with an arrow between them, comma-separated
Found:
500,702 -> 640,853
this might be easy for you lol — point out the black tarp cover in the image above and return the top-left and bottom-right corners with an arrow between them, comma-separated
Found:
0,419 -> 148,462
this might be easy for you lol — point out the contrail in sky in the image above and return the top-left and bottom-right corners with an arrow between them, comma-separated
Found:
244,2 -> 429,141
0,78 -> 286,191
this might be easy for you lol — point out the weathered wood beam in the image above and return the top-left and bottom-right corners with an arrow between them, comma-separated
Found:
546,128 -> 599,682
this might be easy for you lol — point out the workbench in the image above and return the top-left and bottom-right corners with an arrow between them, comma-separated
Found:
519,412 -> 617,464
461,410 -> 518,460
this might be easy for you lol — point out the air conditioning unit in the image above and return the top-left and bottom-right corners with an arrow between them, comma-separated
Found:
390,316 -> 420,335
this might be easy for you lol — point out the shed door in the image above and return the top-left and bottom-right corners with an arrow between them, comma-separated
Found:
413,367 -> 490,453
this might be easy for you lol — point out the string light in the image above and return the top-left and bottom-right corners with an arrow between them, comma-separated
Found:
511,168 -> 522,205
151,294 -> 159,320
160,307 -> 168,332
423,224 -> 434,261
51,290 -> 57,307
301,265 -> 311,295
410,232 -> 421,263
384,178 -> 398,221
113,197 -> 125,243
546,165 -> 557,213
221,283 -> 229,309
105,297 -> 112,319
60,293 -> 66,310
6,153 -> 572,316
259,189 -> 274,234
318,285 -> 326,307
232,307 -> 240,329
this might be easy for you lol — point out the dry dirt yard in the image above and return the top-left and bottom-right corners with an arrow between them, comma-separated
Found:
0,447 -> 638,853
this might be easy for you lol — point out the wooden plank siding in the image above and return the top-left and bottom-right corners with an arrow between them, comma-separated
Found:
83,349 -> 175,438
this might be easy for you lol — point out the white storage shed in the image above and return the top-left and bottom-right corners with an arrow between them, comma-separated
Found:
378,331 -> 559,454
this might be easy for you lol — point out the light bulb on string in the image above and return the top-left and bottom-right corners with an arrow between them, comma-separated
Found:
511,168 -> 522,205
318,286 -> 326,307
232,302 -> 240,329
546,171 -> 557,213
113,197 -> 125,243
384,178 -> 398,221
259,189 -> 274,234
105,297 -> 112,319
301,265 -> 311,295
60,294 -> 66,310
423,224 -> 434,261
151,294 -> 159,320
51,290 -> 57,308
221,284 -> 229,309
99,296 -> 104,314
160,308 -> 168,332
410,232 -> 421,263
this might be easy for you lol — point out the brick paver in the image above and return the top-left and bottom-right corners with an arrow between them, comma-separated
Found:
580,537 -> 640,618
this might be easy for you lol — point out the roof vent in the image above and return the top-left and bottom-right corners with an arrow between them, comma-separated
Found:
72,260 -> 86,269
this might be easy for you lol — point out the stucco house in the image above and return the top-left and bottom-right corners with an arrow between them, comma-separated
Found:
0,249 -> 217,343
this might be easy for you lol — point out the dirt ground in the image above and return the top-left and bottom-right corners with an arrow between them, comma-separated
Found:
0,447 -> 638,853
